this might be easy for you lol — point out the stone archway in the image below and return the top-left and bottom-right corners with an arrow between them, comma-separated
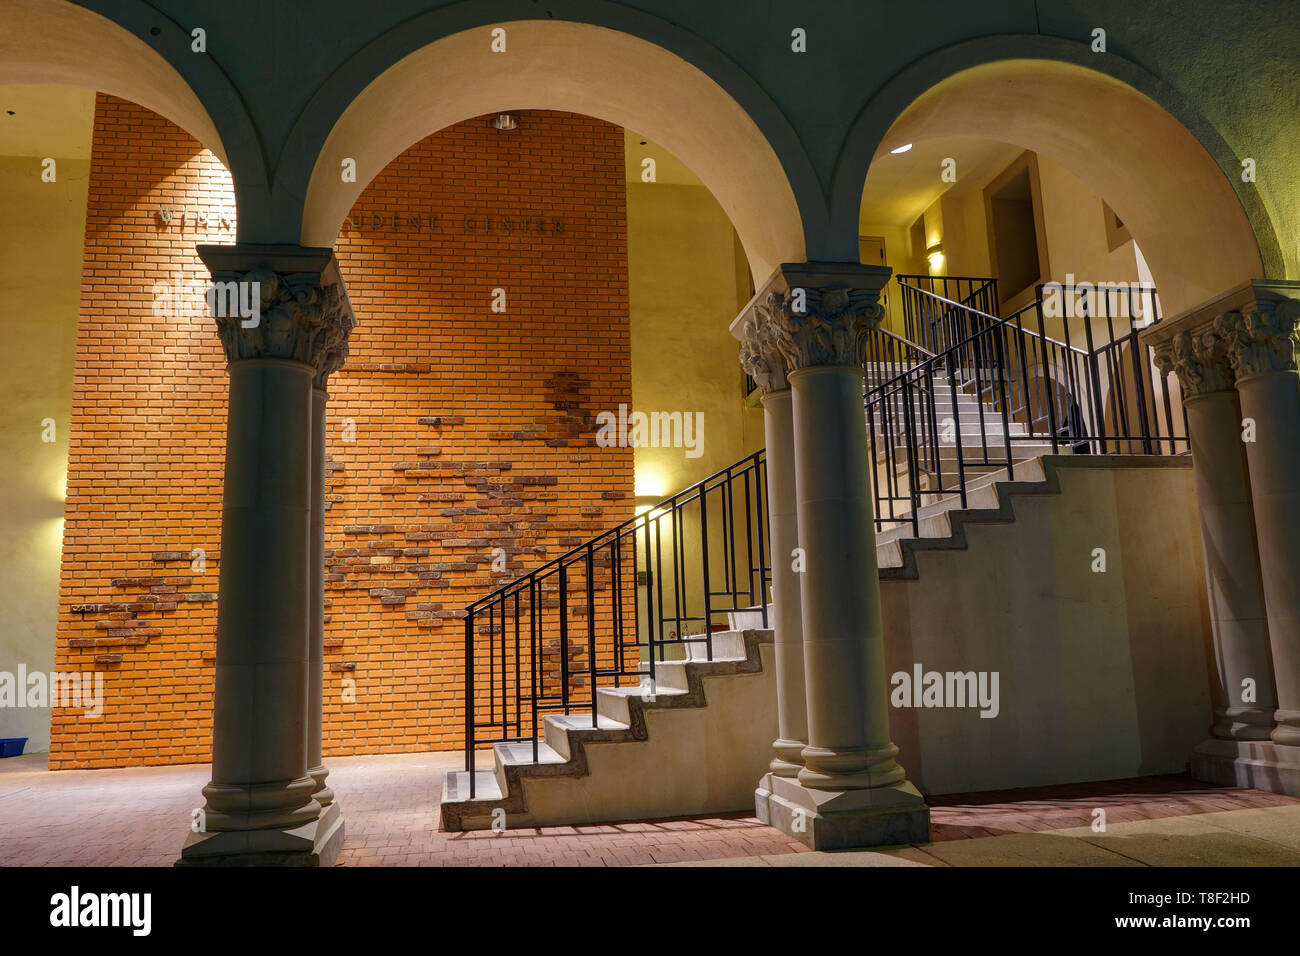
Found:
834,41 -> 1277,311
294,19 -> 812,284
0,0 -> 261,203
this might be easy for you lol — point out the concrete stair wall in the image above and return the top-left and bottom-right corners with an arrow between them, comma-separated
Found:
875,454 -> 1211,796
440,616 -> 777,831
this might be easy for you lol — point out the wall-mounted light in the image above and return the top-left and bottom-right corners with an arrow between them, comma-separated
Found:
926,242 -> 945,268
489,112 -> 519,131
890,143 -> 913,154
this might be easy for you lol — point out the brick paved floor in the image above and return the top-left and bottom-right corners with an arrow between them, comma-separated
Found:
1,750 -> 1295,866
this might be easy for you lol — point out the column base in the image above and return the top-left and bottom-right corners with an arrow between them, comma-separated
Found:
769,738 -> 804,778
763,773 -> 930,851
755,772 -> 776,824
308,764 -> 335,809
176,802 -> 345,867
1191,737 -> 1300,795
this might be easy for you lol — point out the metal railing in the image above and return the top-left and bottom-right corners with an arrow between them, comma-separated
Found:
460,274 -> 1191,785
897,274 -> 1001,359
869,278 -> 1187,535
462,450 -> 770,796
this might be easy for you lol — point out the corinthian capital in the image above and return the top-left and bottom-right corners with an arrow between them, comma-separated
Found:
1215,302 -> 1300,381
198,244 -> 356,387
1152,328 -> 1234,397
730,262 -> 891,381
766,284 -> 885,372
737,292 -> 789,392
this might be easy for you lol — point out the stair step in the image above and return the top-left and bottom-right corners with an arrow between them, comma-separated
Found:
874,455 -> 1050,548
681,629 -> 748,661
597,683 -> 689,724
726,605 -> 772,630
496,740 -> 567,767
544,712 -> 630,759
442,769 -> 502,803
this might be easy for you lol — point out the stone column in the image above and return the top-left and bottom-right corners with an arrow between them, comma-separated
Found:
734,299 -> 807,821
1149,328 -> 1275,744
180,244 -> 354,866
307,386 -> 338,816
1217,286 -> 1300,761
758,263 -> 929,850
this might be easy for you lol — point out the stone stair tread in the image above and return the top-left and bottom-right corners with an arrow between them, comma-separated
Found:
442,769 -> 502,802
654,655 -> 745,667
598,684 -> 689,699
496,740 -> 567,766
546,713 -> 629,733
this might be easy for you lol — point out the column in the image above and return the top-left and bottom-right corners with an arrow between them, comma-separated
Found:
734,298 -> 807,822
308,313 -> 351,823
1151,329 -> 1276,745
179,244 -> 354,866
1218,291 -> 1300,757
761,263 -> 929,850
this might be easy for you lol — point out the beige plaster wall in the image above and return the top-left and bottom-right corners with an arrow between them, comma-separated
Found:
0,140 -> 93,752
928,152 -> 1141,318
627,180 -> 762,500
858,219 -> 917,335
882,459 -> 1214,795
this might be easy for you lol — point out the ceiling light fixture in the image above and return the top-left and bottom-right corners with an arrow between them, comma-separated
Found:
489,112 -> 519,131
890,143 -> 913,154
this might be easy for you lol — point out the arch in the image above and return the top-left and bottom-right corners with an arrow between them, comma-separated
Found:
832,35 -> 1279,314
1,0 -> 265,224
290,15 -> 815,283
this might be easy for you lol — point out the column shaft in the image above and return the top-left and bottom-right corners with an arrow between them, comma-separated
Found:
761,389 -> 806,775
203,358 -> 319,829
308,387 -> 334,806
1235,370 -> 1300,745
790,365 -> 903,789
1184,390 -> 1276,739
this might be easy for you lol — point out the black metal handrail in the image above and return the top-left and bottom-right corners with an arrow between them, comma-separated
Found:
897,274 -> 1001,361
868,278 -> 1187,535
463,450 -> 770,796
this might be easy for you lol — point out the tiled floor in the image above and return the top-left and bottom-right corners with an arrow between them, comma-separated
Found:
2,750 -> 1296,866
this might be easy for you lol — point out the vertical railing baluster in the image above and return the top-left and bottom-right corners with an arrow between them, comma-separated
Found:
586,543 -> 597,727
699,481 -> 714,661
559,561 -> 570,716
465,609 -> 475,798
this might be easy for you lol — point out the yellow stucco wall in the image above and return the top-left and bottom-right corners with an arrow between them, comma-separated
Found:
627,180 -> 763,501
0,145 -> 91,753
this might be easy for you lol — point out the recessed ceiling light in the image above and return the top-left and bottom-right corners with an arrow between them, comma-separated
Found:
890,143 -> 913,154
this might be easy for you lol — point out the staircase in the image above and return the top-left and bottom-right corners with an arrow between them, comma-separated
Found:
440,610 -> 776,830
868,365 -> 1061,495
439,274 -> 1185,831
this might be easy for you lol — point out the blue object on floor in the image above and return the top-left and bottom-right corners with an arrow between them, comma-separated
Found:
0,738 -> 28,758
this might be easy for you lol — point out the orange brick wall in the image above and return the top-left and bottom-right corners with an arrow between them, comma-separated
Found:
51,95 -> 632,768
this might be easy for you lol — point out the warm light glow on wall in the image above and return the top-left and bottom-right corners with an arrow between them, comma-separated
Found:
926,242 -> 945,273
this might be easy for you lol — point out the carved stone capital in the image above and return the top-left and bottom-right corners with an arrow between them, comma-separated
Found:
737,296 -> 789,393
731,262 -> 891,386
198,244 -> 356,388
766,284 -> 884,372
1215,301 -> 1300,382
1152,328 -> 1234,398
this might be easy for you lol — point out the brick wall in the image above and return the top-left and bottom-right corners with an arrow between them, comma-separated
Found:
51,95 -> 632,767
